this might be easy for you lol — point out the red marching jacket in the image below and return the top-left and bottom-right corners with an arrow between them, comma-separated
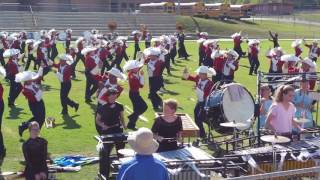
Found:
6,58 -> 19,77
250,46 -> 259,59
187,75 -> 214,102
295,47 -> 302,57
128,72 -> 144,93
233,36 -> 242,48
53,63 -> 72,82
305,44 -> 320,57
85,55 -> 102,81
22,83 -> 42,103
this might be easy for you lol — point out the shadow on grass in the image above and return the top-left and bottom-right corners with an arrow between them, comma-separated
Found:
238,19 -> 257,25
87,102 -> 97,113
160,89 -> 179,96
55,115 -> 81,129
7,107 -> 25,120
239,64 -> 250,69
41,84 -> 59,92
163,79 -> 176,85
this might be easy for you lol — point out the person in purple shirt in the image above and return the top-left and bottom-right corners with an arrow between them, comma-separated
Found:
117,127 -> 169,180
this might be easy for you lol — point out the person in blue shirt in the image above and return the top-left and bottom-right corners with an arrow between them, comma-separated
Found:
117,127 -> 169,180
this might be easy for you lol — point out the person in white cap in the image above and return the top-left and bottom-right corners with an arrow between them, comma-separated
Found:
300,57 -> 317,90
17,71 -> 45,137
231,32 -> 246,59
52,54 -> 79,115
95,87 -> 126,178
214,50 -> 239,82
183,66 -> 215,138
5,48 -> 23,107
123,60 -> 148,130
117,127 -> 169,180
304,40 -> 320,62
266,47 -> 284,77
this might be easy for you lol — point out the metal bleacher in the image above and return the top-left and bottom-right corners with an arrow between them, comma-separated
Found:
0,3 -> 177,37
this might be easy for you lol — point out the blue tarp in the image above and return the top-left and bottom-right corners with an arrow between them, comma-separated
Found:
53,155 -> 99,167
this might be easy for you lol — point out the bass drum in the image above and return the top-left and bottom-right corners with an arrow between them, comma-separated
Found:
204,83 -> 255,134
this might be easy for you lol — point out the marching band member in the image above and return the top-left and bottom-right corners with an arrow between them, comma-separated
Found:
48,29 -> 59,61
25,39 -> 37,71
123,60 -> 148,130
145,30 -> 152,49
269,30 -> 280,48
292,78 -> 315,128
97,41 -> 111,74
52,54 -> 79,115
281,55 -> 299,74
0,67 -> 5,159
19,31 -> 27,62
111,39 -> 126,72
259,85 -> 272,129
266,85 -> 303,138
169,35 -> 177,65
267,47 -> 284,75
17,70 -> 45,136
160,35 -> 172,75
221,50 -> 239,82
132,30 -> 141,60
36,41 -> 51,77
300,58 -> 317,90
65,28 -> 72,53
97,67 -> 124,108
304,40 -> 320,62
0,32 -> 8,66
144,47 -> 165,110
248,40 -> 260,75
72,37 -> 86,78
176,24 -> 189,60
183,66 -> 215,138
211,49 -> 225,82
292,39 -> 303,58
95,87 -> 126,178
197,32 -> 208,66
22,121 -> 48,180
5,48 -> 23,107
203,39 -> 218,67
83,47 -> 101,103
152,99 -> 182,152
231,32 -> 246,59
105,21 -> 119,42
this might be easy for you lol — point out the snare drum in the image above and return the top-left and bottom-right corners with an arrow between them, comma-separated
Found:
205,83 -> 254,134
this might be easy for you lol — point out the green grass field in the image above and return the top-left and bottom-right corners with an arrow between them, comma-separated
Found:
177,16 -> 320,38
0,40 -> 318,179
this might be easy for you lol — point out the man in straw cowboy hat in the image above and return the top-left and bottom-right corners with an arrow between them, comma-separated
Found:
95,87 -> 126,178
16,70 -> 45,137
123,60 -> 148,130
117,127 -> 169,180
52,54 -> 79,115
182,66 -> 215,138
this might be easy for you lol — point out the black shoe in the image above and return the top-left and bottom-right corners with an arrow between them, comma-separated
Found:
127,126 -> 138,131
74,103 -> 79,112
8,103 -> 16,108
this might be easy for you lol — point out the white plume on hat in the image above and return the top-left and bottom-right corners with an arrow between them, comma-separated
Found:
123,60 -> 144,72
280,54 -> 299,62
15,71 -> 39,83
127,127 -> 159,155
3,49 -> 20,58
107,67 -> 126,80
195,66 -> 216,76
248,39 -> 260,46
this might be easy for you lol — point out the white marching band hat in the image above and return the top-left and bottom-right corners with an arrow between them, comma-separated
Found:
195,66 -> 216,76
123,60 -> 144,72
199,32 -> 208,37
25,39 -> 34,44
66,28 -> 72,33
131,30 -> 141,35
59,54 -> 74,65
291,39 -> 302,48
127,127 -> 159,155
248,39 -> 260,46
231,31 -> 241,39
211,50 -> 226,59
151,37 -> 161,43
302,57 -> 316,68
280,54 -> 300,62
75,37 -> 85,45
226,49 -> 239,60
107,67 -> 126,80
81,47 -> 97,56
48,28 -> 56,35
143,47 -> 161,57
15,71 -> 40,83
197,38 -> 206,44
3,49 -> 20,58
203,39 -> 218,47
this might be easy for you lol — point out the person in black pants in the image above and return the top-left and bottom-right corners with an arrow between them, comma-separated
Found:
18,72 -> 45,137
95,87 -> 126,179
83,47 -> 100,102
269,30 -> 280,48
0,81 -> 5,160
5,49 -> 23,107
25,40 -> 37,70
124,60 -> 148,130
72,37 -> 85,78
53,54 -> 79,115
132,31 -> 141,60
169,36 -> 177,64
176,25 -> 189,60
22,121 -> 48,180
